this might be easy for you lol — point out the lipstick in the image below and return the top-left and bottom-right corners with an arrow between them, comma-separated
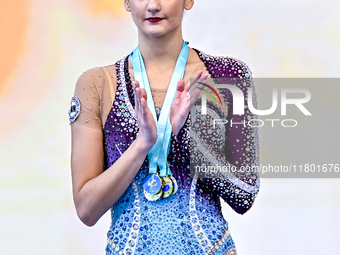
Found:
147,17 -> 164,23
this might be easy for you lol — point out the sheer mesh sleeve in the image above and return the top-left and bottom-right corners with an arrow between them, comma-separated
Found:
69,66 -> 117,129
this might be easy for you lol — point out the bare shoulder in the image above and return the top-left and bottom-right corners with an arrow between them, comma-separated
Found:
188,47 -> 204,67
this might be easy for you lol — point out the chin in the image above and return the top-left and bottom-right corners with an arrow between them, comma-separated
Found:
142,29 -> 172,38
145,26 -> 180,38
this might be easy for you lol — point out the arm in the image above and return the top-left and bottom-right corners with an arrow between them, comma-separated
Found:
182,58 -> 260,214
70,68 -> 156,226
71,123 -> 152,226
200,76 -> 260,214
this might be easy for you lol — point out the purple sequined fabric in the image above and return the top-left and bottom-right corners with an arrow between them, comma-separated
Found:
103,48 -> 259,255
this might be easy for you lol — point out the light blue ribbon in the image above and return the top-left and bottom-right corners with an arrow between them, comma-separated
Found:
130,40 -> 189,177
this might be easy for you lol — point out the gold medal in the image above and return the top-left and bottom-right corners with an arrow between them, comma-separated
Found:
170,175 -> 178,195
144,189 -> 162,201
161,176 -> 173,198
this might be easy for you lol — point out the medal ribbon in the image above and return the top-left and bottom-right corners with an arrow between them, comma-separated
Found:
130,40 -> 189,177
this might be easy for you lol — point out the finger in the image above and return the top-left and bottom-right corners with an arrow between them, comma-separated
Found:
188,77 -> 213,107
186,70 -> 210,96
140,88 -> 147,101
140,88 -> 150,118
176,79 -> 185,92
184,70 -> 203,92
134,80 -> 140,88
133,81 -> 140,114
183,72 -> 204,101
189,72 -> 210,95
193,72 -> 209,89
187,78 -> 204,100
136,87 -> 141,116
190,83 -> 207,101
136,82 -> 146,118
140,97 -> 147,117
189,83 -> 211,108
174,80 -> 185,101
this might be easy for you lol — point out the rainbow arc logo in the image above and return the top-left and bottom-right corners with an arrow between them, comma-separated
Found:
196,82 -> 222,107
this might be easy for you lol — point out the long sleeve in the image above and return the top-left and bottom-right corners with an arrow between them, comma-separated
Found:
202,79 -> 259,214
188,54 -> 260,215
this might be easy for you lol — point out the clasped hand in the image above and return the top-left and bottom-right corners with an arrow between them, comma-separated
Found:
133,70 -> 209,147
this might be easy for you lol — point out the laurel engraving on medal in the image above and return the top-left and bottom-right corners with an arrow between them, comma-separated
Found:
148,175 -> 157,188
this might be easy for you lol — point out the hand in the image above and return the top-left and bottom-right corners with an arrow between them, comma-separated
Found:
133,81 -> 157,148
170,70 -> 209,136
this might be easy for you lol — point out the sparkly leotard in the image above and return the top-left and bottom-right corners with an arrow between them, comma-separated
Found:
71,48 -> 260,255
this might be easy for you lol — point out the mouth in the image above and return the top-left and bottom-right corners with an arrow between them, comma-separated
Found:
146,17 -> 164,23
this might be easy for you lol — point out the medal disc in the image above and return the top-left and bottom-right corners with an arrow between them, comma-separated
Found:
131,41 -> 189,202
170,175 -> 178,195
143,174 -> 162,196
144,189 -> 162,201
161,176 -> 173,198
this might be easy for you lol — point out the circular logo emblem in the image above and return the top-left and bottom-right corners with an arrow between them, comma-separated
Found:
69,96 -> 81,122
143,174 -> 162,195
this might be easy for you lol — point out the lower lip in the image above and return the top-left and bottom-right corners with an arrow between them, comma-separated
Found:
147,18 -> 163,23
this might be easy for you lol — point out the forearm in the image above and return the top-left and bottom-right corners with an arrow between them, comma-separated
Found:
74,137 -> 151,226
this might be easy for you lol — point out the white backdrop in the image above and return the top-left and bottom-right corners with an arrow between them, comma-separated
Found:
0,0 -> 339,254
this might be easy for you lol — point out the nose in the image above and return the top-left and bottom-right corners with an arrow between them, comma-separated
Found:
147,0 -> 161,14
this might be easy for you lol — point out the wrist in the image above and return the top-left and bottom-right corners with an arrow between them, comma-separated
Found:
134,137 -> 154,153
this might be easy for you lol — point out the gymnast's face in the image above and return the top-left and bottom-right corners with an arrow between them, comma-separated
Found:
124,0 -> 194,38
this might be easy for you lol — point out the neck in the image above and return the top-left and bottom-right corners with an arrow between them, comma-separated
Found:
137,26 -> 184,69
